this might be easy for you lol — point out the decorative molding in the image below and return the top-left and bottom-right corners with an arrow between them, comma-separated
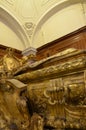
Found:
5,0 -> 15,5
32,0 -> 85,46
0,0 -> 17,15
18,0 -> 36,19
22,47 -> 37,56
22,47 -> 37,63
24,22 -> 35,38
41,0 -> 50,6
0,44 -> 22,58
1,0 -> 15,6
0,6 -> 29,49
37,26 -> 86,60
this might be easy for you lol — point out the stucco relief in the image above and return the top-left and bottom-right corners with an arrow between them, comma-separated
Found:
24,22 -> 35,38
5,0 -> 15,5
0,0 -> 15,5
0,0 -> 37,21
41,0 -> 58,6
0,0 -> 17,12
17,0 -> 36,19
41,0 -> 50,6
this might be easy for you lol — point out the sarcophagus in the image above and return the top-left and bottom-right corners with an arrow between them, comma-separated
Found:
15,48 -> 86,129
0,48 -> 86,130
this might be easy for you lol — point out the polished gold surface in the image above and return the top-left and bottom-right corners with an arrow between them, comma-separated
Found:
0,48 -> 86,130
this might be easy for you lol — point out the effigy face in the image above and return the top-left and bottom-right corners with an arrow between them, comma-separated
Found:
0,48 -> 86,130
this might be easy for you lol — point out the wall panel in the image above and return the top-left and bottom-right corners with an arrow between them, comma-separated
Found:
37,26 -> 86,60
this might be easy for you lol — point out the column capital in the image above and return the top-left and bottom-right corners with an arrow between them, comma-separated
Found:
22,47 -> 37,63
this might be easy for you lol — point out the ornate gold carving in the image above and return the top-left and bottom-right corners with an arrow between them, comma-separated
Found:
44,79 -> 64,105
0,48 -> 86,129
15,56 -> 86,83
30,113 -> 43,130
64,82 -> 85,105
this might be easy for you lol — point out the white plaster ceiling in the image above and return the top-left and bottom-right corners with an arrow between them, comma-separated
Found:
0,0 -> 86,50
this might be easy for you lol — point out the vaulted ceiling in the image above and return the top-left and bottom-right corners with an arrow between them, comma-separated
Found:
0,0 -> 86,51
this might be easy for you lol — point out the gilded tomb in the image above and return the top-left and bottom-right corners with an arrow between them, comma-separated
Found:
0,48 -> 86,130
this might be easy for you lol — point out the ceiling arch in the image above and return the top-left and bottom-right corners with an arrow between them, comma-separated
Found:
0,6 -> 30,49
32,0 -> 86,46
